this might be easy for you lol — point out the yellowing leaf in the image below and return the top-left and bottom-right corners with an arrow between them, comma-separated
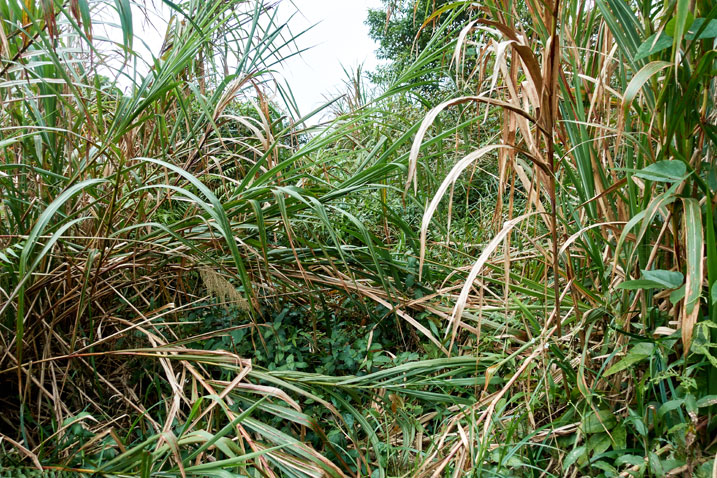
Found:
681,198 -> 704,353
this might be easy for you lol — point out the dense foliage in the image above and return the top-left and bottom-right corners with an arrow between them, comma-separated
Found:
365,0 -> 470,92
0,0 -> 715,477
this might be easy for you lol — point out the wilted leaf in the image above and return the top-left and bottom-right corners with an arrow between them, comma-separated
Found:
624,61 -> 672,106
682,198 -> 704,352
654,326 -> 678,336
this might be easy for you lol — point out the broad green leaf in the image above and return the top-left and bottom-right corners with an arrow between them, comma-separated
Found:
686,18 -> 717,39
709,161 -> 717,192
619,279 -> 669,290
642,270 -> 684,288
658,399 -> 683,417
61,412 -> 96,429
685,394 -> 698,413
670,284 -> 686,305
696,395 -> 717,408
12,179 -> 106,370
691,322 -> 717,367
587,432 -> 612,456
583,409 -> 617,434
614,183 -> 680,276
635,33 -> 673,60
628,409 -> 649,436
507,456 -> 525,467
605,342 -> 655,376
136,158 -> 256,309
592,461 -> 618,474
634,161 -> 687,182
563,445 -> 587,470
649,451 -> 666,478
616,454 -> 646,467
611,424 -> 627,449
665,12 -> 694,37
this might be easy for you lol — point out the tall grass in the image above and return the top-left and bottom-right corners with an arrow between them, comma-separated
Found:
0,0 -> 482,473
0,0 -> 434,474
1,0 -> 715,476
401,0 -> 717,474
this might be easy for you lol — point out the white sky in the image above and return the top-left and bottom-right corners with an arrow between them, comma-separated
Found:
104,1 -> 383,119
275,0 -> 383,116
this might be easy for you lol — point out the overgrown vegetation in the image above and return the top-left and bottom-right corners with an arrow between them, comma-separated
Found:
0,0 -> 715,476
